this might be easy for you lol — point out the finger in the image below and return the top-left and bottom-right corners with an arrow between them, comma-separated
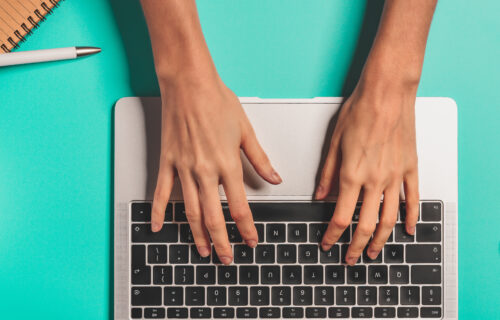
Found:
241,127 -> 282,184
367,187 -> 399,259
345,189 -> 381,265
315,136 -> 341,199
177,170 -> 211,257
403,169 -> 420,235
151,165 -> 174,232
198,178 -> 233,265
222,167 -> 258,248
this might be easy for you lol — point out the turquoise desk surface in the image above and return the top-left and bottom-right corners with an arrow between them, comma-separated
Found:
0,0 -> 499,319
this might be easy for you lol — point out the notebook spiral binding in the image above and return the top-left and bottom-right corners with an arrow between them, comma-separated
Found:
0,0 -> 64,54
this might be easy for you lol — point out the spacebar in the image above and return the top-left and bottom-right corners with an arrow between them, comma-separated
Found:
245,202 -> 335,221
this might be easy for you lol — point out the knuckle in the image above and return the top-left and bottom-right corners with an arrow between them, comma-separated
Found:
193,161 -> 215,178
230,210 -> 248,223
185,210 -> 201,223
357,224 -> 376,237
380,215 -> 397,229
332,216 -> 351,229
203,217 -> 220,231
340,169 -> 359,187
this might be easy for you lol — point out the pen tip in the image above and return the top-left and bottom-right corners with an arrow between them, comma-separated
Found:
75,46 -> 101,57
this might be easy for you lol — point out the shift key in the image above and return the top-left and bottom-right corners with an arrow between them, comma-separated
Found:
406,245 -> 441,263
411,266 -> 441,284
132,224 -> 178,242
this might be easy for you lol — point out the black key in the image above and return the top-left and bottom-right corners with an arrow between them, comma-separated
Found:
416,224 -> 441,242
421,307 -> 442,318
421,202 -> 441,221
363,247 -> 382,263
368,265 -> 387,284
227,224 -> 243,242
153,266 -> 172,284
207,287 -> 226,306
407,244 -> 441,263
131,286 -> 161,306
261,266 -> 280,284
379,286 -> 398,305
277,244 -> 296,263
259,307 -> 280,318
325,265 -> 345,284
169,245 -> 189,264
384,245 -> 404,263
422,286 -> 441,305
320,245 -> 339,263
167,308 -> 188,319
314,287 -> 334,305
234,245 -> 254,263
218,266 -> 237,284
266,224 -> 286,242
390,265 -> 409,284
299,244 -> 318,263
387,230 -> 394,242
399,202 -> 410,222
196,266 -> 215,284
374,307 -> 396,318
174,203 -> 187,221
357,286 -> 377,305
400,286 -> 419,305
256,224 -> 265,243
132,265 -> 151,284
211,247 -> 221,264
347,265 -> 366,284
394,224 -> 414,242
132,245 -> 146,267
288,224 -> 307,242
174,266 -> 194,284
191,245 -> 211,264
179,224 -> 194,243
250,287 -> 269,306
341,244 -> 360,264
271,286 -> 291,305
352,307 -> 373,318
132,224 -> 178,243
329,307 -> 349,318
249,202 -> 334,221
255,245 -> 275,263
282,266 -> 302,284
338,227 -> 351,242
229,287 -> 248,306
237,307 -> 257,319
304,265 -> 323,284
239,266 -> 259,284
213,307 -> 235,318
221,203 -> 232,221
131,308 -> 142,319
397,307 -> 419,318
309,223 -> 326,243
186,287 -> 205,306
144,307 -> 165,318
293,287 -> 312,305
164,287 -> 183,306
352,205 -> 362,221
306,307 -> 326,318
148,245 -> 167,264
411,265 -> 441,284
190,307 -> 211,319
336,287 -> 355,305
132,202 -> 151,221
283,307 -> 304,318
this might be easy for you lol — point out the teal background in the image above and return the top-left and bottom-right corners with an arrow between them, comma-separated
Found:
0,0 -> 498,318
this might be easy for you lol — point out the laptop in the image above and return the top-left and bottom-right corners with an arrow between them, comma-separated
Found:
114,97 -> 458,319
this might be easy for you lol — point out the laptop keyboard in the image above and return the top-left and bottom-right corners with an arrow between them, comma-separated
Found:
129,201 -> 443,319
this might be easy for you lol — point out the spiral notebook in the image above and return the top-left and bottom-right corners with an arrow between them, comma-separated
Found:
0,0 -> 63,53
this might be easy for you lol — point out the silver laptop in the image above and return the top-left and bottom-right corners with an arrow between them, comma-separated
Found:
114,97 -> 458,319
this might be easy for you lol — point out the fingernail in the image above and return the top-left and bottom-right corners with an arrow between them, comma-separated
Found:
219,256 -> 232,265
152,222 -> 162,232
315,185 -> 324,199
246,240 -> 257,248
198,246 -> 210,257
408,226 -> 415,235
321,243 -> 331,251
346,257 -> 357,265
271,170 -> 282,184
367,249 -> 378,259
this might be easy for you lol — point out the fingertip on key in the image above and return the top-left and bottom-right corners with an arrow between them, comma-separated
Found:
151,222 -> 162,232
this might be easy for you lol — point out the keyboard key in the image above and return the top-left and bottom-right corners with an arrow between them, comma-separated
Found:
374,307 -> 396,318
283,307 -> 304,318
282,266 -> 302,284
144,307 -> 165,318
422,286 -> 441,305
207,287 -> 226,306
227,224 -> 243,242
314,286 -> 334,305
400,286 -> 419,305
288,224 -> 307,242
379,286 -> 398,305
190,307 -> 211,319
271,286 -> 291,305
174,266 -> 194,284
228,287 -> 248,306
390,265 -> 409,284
131,265 -> 151,285
250,287 -> 269,305
421,202 -> 441,221
277,244 -> 296,263
416,224 -> 441,242
234,245 -> 254,263
352,205 -> 362,221
237,307 -> 257,318
329,307 -> 349,318
167,308 -> 188,318
368,265 -> 388,284
256,224 -> 265,243
174,203 -> 187,221
304,265 -> 323,284
148,245 -> 167,264
406,244 -> 441,263
132,202 -> 151,221
239,266 -> 259,284
341,244 -> 360,264
325,265 -> 345,284
266,224 -> 286,242
186,287 -> 205,306
305,307 -> 326,318
399,202 -> 416,222
255,245 -> 275,263
299,244 -> 318,263
352,307 -> 373,318
153,266 -> 172,284
164,287 -> 183,306
180,224 -> 194,243
309,224 -> 327,243
131,308 -> 142,319
293,287 -> 312,305
218,266 -> 237,284
261,266 -> 280,284
336,287 -> 355,305
411,265 -> 441,284
320,245 -> 339,263
196,266 -> 215,285
169,245 -> 189,264
132,223 -> 178,243
357,286 -> 377,305
259,307 -> 280,318
338,227 -> 351,242
347,265 -> 366,284
384,244 -> 404,263
397,307 -> 418,318
132,244 -> 146,267
394,224 -> 414,242
363,247 -> 382,263
131,286 -> 162,306
213,307 -> 235,318
249,202 -> 334,221
191,245 -> 211,264
420,307 -> 442,318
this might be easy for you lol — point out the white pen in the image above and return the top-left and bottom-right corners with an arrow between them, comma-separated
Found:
0,46 -> 101,67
